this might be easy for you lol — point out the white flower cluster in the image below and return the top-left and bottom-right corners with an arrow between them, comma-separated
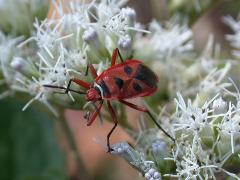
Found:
167,83 -> 240,178
168,35 -> 226,98
0,0 -> 145,114
0,32 -> 23,99
134,19 -> 193,62
148,20 -> 193,62
224,16 -> 240,59
165,138 -> 218,179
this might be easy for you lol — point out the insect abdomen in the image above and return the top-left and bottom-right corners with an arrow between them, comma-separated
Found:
96,60 -> 158,100
134,64 -> 158,88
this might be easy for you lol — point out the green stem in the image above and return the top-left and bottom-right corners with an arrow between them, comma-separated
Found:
58,111 -> 92,180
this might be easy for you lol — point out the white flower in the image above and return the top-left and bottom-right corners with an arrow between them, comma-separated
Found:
173,92 -> 216,136
102,7 -> 139,37
213,97 -> 227,114
198,62 -> 232,95
118,35 -> 132,51
168,35 -> 221,98
199,35 -> 219,73
223,16 -> 240,58
0,32 -> 24,98
217,103 -> 240,153
0,32 -> 23,82
51,0 -> 93,32
165,137 -> 218,179
147,20 -> 193,61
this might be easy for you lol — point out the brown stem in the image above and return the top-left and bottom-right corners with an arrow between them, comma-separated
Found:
59,112 -> 92,180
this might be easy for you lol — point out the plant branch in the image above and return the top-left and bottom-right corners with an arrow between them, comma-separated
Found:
58,111 -> 92,180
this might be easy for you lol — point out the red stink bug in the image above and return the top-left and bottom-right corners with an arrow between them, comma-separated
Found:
44,48 -> 175,152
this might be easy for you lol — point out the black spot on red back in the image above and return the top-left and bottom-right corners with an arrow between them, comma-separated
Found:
94,87 -> 101,95
133,82 -> 142,93
114,77 -> 124,89
124,65 -> 132,75
99,80 -> 111,97
134,64 -> 157,88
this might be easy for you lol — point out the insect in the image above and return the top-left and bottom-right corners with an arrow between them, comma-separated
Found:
44,48 -> 175,152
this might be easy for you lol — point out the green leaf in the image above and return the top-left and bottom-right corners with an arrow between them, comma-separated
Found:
0,98 -> 66,180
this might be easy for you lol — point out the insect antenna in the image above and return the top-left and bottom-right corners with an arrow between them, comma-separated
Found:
43,84 -> 86,95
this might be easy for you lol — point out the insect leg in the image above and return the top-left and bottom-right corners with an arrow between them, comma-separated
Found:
43,84 -> 86,95
43,78 -> 89,94
66,78 -> 91,92
119,99 -> 175,142
111,48 -> 124,66
85,64 -> 98,78
86,100 -> 104,126
92,102 -> 103,124
106,100 -> 118,152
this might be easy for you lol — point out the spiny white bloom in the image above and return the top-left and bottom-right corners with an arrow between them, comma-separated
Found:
51,0 -> 141,43
169,88 -> 240,179
144,20 -> 193,61
212,97 -> 227,114
223,16 -> 240,58
198,35 -> 220,73
102,7 -> 139,37
83,28 -> 98,44
217,103 -> 240,154
96,0 -> 128,21
118,35 -> 132,51
0,32 -> 24,99
173,92 -> 215,136
13,44 -> 80,113
51,0 -> 93,32
169,35 -> 221,98
0,32 -> 23,82
165,138 -> 218,179
181,35 -> 228,96
133,19 -> 195,99
32,19 -> 64,50
198,62 -> 232,96
14,75 -> 58,115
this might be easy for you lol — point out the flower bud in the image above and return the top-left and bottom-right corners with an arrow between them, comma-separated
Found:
118,35 -> 132,51
145,168 -> 161,180
10,57 -> 37,77
213,97 -> 227,114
